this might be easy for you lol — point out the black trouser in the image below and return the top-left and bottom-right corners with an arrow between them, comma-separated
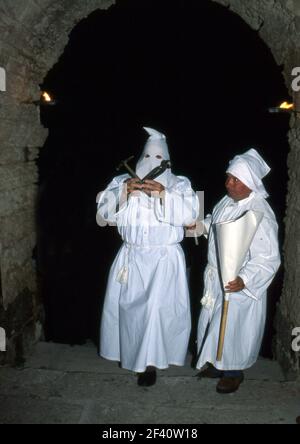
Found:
211,366 -> 243,378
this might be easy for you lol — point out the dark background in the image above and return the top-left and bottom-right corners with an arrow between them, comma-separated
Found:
36,0 -> 290,358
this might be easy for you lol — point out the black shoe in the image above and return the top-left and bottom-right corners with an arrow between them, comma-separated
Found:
196,365 -> 224,379
137,370 -> 156,387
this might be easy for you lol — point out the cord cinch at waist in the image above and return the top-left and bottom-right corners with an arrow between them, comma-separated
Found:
124,242 -> 179,248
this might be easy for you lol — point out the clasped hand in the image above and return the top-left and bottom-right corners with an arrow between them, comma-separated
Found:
125,178 -> 165,197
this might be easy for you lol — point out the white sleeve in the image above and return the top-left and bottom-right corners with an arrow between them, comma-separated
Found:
203,215 -> 212,238
187,215 -> 212,239
154,176 -> 200,227
238,215 -> 281,301
96,174 -> 129,225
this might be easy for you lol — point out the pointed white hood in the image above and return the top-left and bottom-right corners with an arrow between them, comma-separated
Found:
226,148 -> 271,198
136,127 -> 171,186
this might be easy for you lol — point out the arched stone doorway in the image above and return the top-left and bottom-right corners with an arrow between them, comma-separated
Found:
0,0 -> 299,378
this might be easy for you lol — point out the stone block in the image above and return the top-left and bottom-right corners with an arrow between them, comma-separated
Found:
0,285 -> 43,366
25,146 -> 40,162
0,117 -> 47,150
0,184 -> 37,215
0,259 -> 36,309
1,233 -> 36,270
0,163 -> 37,192
0,208 -> 35,248
27,126 -> 48,147
0,145 -> 26,165
286,0 -> 300,16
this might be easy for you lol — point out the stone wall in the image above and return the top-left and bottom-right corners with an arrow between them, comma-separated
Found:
0,0 -> 299,376
0,0 -> 47,364
276,122 -> 300,379
0,0 -> 115,365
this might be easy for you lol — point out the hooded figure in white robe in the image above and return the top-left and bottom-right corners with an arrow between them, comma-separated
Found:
196,149 -> 280,372
97,127 -> 199,373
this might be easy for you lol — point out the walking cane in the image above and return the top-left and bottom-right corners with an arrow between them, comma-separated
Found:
216,294 -> 230,361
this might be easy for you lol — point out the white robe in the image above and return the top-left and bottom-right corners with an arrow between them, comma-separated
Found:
196,192 -> 280,371
97,173 -> 199,372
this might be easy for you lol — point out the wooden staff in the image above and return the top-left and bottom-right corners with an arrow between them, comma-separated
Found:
216,296 -> 230,361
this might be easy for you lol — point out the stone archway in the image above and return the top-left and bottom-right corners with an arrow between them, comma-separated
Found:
0,0 -> 299,377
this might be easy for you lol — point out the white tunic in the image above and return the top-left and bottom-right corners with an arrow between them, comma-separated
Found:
97,173 -> 199,372
196,192 -> 280,371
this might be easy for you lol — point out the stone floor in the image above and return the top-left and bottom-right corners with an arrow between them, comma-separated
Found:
0,341 -> 299,424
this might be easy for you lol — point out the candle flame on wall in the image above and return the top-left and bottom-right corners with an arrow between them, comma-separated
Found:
42,92 -> 52,102
279,101 -> 294,110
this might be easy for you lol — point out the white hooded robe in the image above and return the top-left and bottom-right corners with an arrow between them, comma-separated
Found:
97,128 -> 199,372
196,150 -> 281,371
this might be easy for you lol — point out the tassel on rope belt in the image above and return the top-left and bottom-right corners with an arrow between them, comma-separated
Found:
201,264 -> 219,314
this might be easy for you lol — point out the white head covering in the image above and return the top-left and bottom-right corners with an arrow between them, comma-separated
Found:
226,148 -> 271,198
136,127 -> 171,186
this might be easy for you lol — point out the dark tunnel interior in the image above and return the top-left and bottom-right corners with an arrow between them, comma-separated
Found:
36,0 -> 290,358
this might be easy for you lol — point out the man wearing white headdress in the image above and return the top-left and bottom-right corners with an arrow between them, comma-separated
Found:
195,149 -> 280,394
96,127 -> 199,386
